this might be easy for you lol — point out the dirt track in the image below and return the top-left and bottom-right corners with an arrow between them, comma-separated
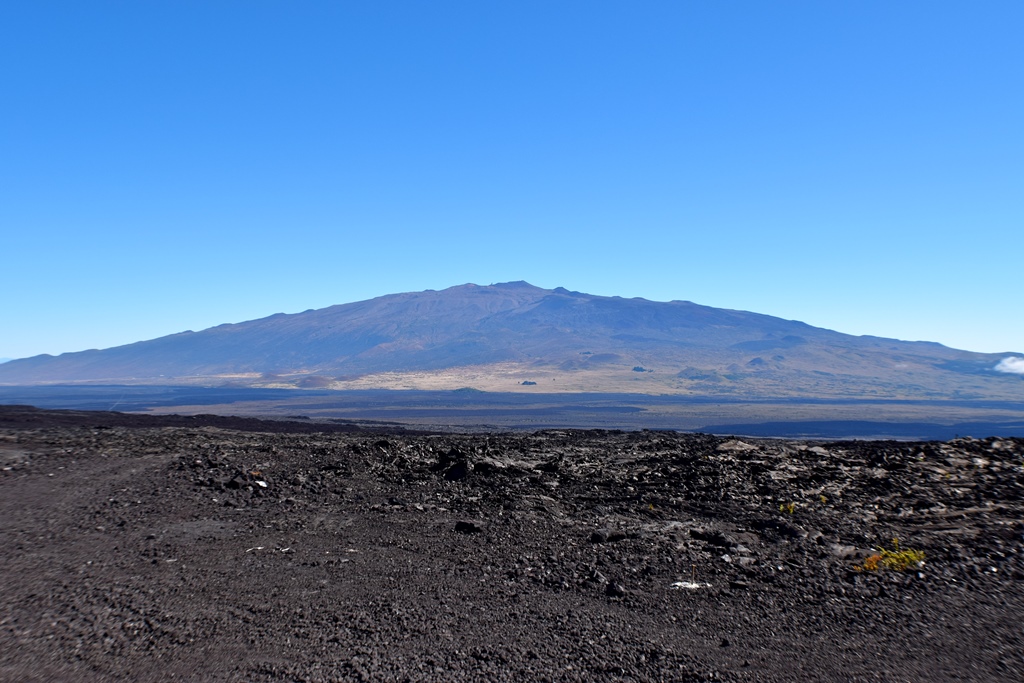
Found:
1,406 -> 1022,681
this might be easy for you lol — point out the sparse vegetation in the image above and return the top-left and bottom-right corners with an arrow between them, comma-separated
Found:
855,538 -> 925,572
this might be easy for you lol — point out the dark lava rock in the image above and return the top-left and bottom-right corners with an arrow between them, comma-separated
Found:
605,580 -> 627,597
444,461 -> 471,481
692,528 -> 739,548
537,459 -> 561,473
2,406 -> 1023,683
225,475 -> 248,490
591,528 -> 626,543
473,457 -> 506,474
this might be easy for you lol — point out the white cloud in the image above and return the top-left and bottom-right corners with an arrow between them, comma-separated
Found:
994,357 -> 1024,375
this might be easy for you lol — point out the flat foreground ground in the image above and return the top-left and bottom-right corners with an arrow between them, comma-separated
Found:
1,406 -> 1022,682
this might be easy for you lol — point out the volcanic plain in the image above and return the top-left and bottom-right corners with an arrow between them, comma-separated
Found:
1,405 -> 1022,682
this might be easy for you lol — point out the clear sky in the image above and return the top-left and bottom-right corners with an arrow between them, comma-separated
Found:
2,1 -> 1022,360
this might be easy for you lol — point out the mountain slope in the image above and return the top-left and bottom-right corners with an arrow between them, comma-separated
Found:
1,281 -> 1020,399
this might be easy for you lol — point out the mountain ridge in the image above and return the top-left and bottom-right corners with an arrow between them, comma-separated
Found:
1,281 -> 1020,399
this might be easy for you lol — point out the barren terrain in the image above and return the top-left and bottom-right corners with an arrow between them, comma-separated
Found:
4,385 -> 1024,440
1,405 -> 1022,681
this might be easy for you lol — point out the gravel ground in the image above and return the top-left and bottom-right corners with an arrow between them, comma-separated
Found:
1,406 -> 1022,682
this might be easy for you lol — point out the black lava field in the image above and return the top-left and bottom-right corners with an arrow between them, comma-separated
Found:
1,406 -> 1022,682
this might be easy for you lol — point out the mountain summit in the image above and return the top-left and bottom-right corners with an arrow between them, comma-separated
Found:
1,282 -> 1019,398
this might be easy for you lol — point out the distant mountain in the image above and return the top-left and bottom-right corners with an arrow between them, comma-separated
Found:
1,281 -> 1020,399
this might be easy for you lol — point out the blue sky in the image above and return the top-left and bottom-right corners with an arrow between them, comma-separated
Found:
2,1 -> 1022,359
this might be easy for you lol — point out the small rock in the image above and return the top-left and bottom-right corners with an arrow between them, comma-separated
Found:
591,528 -> 626,543
444,461 -> 471,481
454,520 -> 484,534
692,529 -> 740,548
778,522 -> 808,539
717,440 -> 757,452
473,457 -> 506,473
605,580 -> 626,597
537,459 -> 561,473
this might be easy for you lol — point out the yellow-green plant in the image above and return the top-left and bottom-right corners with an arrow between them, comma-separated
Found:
779,502 -> 796,514
855,538 -> 925,572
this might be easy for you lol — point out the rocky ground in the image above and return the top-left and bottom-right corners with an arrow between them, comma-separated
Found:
1,405 -> 1022,682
